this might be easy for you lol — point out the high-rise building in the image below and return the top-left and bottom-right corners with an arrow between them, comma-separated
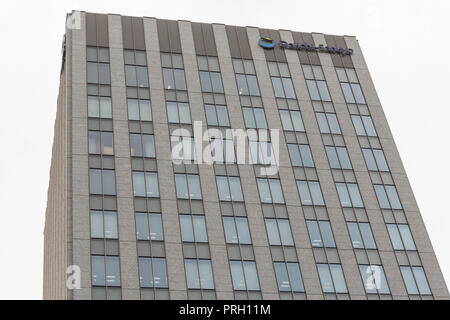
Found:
43,10 -> 449,300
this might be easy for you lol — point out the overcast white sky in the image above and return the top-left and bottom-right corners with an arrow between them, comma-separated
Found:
0,0 -> 449,299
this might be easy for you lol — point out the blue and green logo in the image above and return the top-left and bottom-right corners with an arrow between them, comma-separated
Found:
259,36 -> 276,49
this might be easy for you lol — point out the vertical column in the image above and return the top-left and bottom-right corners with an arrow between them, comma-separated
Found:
108,14 -> 140,299
69,11 -> 91,300
144,17 -> 187,299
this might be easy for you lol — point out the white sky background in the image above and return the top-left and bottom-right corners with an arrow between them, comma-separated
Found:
0,0 -> 449,299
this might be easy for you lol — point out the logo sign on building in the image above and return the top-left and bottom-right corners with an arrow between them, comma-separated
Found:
259,37 -> 353,55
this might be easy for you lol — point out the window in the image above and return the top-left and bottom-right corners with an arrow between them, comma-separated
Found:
89,169 -> 116,195
306,220 -> 336,248
161,53 -> 186,90
336,68 -> 366,104
274,262 -> 304,292
130,134 -> 155,157
359,265 -> 390,294
197,56 -> 220,72
175,174 -> 202,200
185,259 -> 215,289
199,71 -> 224,93
90,210 -> 118,239
166,102 -> 191,124
180,215 -> 208,243
325,146 -> 352,169
87,46 -> 110,63
87,62 -> 111,85
205,104 -> 230,127
216,176 -> 244,202
374,185 -> 402,209
242,107 -> 267,129
287,144 -> 314,167
124,49 -> 149,88
210,139 -> 235,163
135,213 -> 164,241
229,261 -> 260,291
265,218 -> 294,246
89,131 -> 114,155
127,98 -> 152,121
302,65 -> 331,102
335,183 -> 364,208
256,178 -> 284,204
362,149 -> 389,172
386,224 -> 416,250
296,181 -> 325,206
88,96 -> 112,118
233,59 -> 260,96
222,217 -> 252,244
91,255 -> 120,287
347,222 -> 376,249
268,62 -> 296,99
138,257 -> 168,288
171,136 -> 196,161
317,263 -> 348,293
132,171 -> 159,198
250,141 -> 276,166
351,115 -> 377,137
279,110 -> 304,132
316,112 -> 341,134
400,266 -> 431,295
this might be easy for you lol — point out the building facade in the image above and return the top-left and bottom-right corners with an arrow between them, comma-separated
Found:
43,11 -> 449,300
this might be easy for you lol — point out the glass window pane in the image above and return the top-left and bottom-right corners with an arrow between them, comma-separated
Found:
359,223 -> 376,249
282,78 -> 296,99
316,113 -> 330,133
243,60 -> 255,74
351,115 -> 366,135
130,134 -> 142,157
309,182 -> 325,206
254,109 -> 267,129
98,63 -> 110,83
163,68 -> 175,89
104,211 -> 118,239
362,116 -> 377,137
105,256 -> 120,286
198,260 -> 214,289
152,258 -> 168,288
132,172 -> 146,197
89,169 -> 102,194
99,97 -> 112,118
216,176 -> 230,201
317,264 -> 334,293
180,215 -> 194,242
387,224 -> 404,250
278,219 -> 294,246
274,262 -> 290,291
210,72 -> 224,93
330,264 -> 347,293
398,224 -> 416,250
88,96 -> 100,117
142,135 -> 155,158
288,144 -> 302,166
229,177 -> 243,202
307,221 -> 322,247
265,219 -> 281,245
236,218 -> 251,244
287,263 -> 304,292
351,83 -> 366,104
401,266 -> 419,294
199,71 -> 212,92
136,212 -> 150,240
187,175 -> 201,199
412,267 -> 431,295
297,181 -> 312,205
325,147 -> 340,169
362,149 -> 377,171
128,98 -> 140,120
223,217 -> 238,244
91,256 -> 105,286
317,81 -> 331,101
336,147 -> 351,169
178,103 -> 191,124
90,210 -> 104,238
373,150 -> 389,171
374,185 -> 390,209
291,111 -> 304,131
172,54 -> 184,68
185,259 -> 200,289
257,179 -> 272,203
327,114 -> 341,134
139,100 -> 152,121
161,54 -> 172,68
193,216 -> 208,242
205,104 -> 217,126
306,80 -> 320,101
101,131 -> 113,155
319,221 -> 336,247
102,170 -> 116,195
336,68 -> 347,82
216,105 -> 229,126
280,110 -> 293,131
242,108 -> 256,128
247,75 -> 260,96
87,62 -> 98,83
348,183 -> 364,208
149,213 -> 163,240
359,265 -> 377,294
268,179 -> 284,204
230,261 -> 246,290
385,186 -> 402,209
89,131 -> 101,154
272,77 -> 284,98
167,102 -> 179,123
135,51 -> 146,66
243,261 -> 260,291
236,74 -> 248,95
139,258 -> 153,287
336,183 -> 351,207
137,66 -> 149,87
347,222 -> 363,248
341,82 -> 355,103
174,69 -> 186,90
299,145 -> 314,167
145,172 -> 159,198
125,65 -> 137,86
